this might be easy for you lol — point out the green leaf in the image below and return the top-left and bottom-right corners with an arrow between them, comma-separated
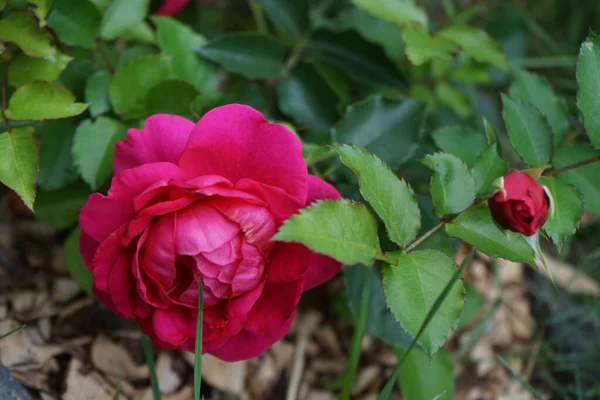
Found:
402,24 -> 457,65
553,143 -> 600,215
47,0 -> 101,49
470,145 -> 509,196
421,153 -> 476,217
145,79 -> 200,117
117,45 -> 157,68
509,69 -> 568,145
0,11 -> 55,58
0,127 -> 38,211
313,63 -> 351,107
501,94 -> 552,167
352,0 -> 427,27
382,250 -> 464,356
345,265 -> 412,349
576,32 -> 600,148
274,199 -> 381,266
72,117 -> 127,190
65,227 -> 93,296
337,145 -> 421,247
123,21 -> 155,44
458,283 -> 482,328
109,55 -> 170,119
277,63 -> 338,133
153,16 -> 218,90
397,348 -> 455,400
197,33 -> 286,79
35,181 -> 90,229
307,30 -> 404,88
5,82 -> 88,120
445,204 -> 535,262
85,70 -> 111,117
37,120 -> 78,191
29,0 -> 52,25
332,96 -> 426,169
100,0 -> 149,40
254,0 -> 309,38
438,25 -> 508,72
8,52 -> 72,87
435,82 -> 471,119
538,177 -> 583,249
431,126 -> 487,165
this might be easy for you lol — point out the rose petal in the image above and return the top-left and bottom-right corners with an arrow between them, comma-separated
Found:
305,174 -> 342,205
266,243 -> 311,285
302,253 -> 342,292
114,114 -> 194,174
235,179 -> 303,223
155,0 -> 190,16
179,104 -> 308,203
243,280 -> 302,336
152,307 -> 195,346
79,231 -> 100,269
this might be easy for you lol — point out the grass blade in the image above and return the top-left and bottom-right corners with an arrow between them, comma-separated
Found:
0,324 -> 25,340
495,355 -> 544,400
142,333 -> 161,400
194,279 -> 204,400
112,378 -> 122,400
377,249 -> 475,400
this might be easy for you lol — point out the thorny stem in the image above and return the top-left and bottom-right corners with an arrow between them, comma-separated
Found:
281,40 -> 306,77
545,155 -> 600,176
406,221 -> 446,253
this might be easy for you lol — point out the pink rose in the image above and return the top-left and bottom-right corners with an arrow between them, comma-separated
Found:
79,105 -> 341,361
155,0 -> 190,16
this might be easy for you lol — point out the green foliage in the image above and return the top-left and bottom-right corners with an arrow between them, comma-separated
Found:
431,126 -> 487,165
501,94 -> 553,167
438,24 -> 508,71
274,200 -> 381,266
382,250 -> 464,356
47,0 -> 101,49
5,82 -> 88,120
0,127 -> 38,210
337,145 -> 421,247
352,0 -> 427,27
397,348 -> 454,400
470,145 -> 509,196
539,177 -> 583,249
402,25 -> 457,65
0,11 -> 54,58
72,117 -> 127,190
100,0 -> 149,40
35,182 -> 90,229
85,70 -> 111,117
458,283 -> 483,328
65,228 -> 93,296
145,79 -> 199,117
8,53 -> 72,87
37,120 -> 78,190
421,153 -> 476,217
576,32 -> 600,149
445,204 -> 535,262
254,0 -> 309,38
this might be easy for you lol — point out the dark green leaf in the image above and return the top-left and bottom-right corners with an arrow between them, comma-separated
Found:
337,145 -> 421,247
35,181 -> 90,229
431,126 -> 487,165
576,32 -> 600,148
470,145 -> 509,196
117,45 -> 157,68
254,0 -> 309,38
145,79 -> 200,117
403,24 -> 457,65
8,52 -> 72,87
37,120 -> 78,190
445,204 -> 535,262
109,55 -> 170,119
332,96 -> 426,169
352,0 -> 427,27
100,0 -> 149,40
0,127 -> 38,210
435,82 -> 471,119
72,117 -> 127,190
422,153 -> 476,217
277,63 -> 338,133
438,25 -> 508,72
85,70 -> 111,117
47,0 -> 101,49
501,94 -> 552,167
313,63 -> 351,107
64,227 -> 93,296
0,11 -> 54,58
197,33 -> 286,79
539,177 -> 583,249
5,82 -> 88,120
383,250 -> 464,356
397,348 -> 454,400
274,199 -> 381,266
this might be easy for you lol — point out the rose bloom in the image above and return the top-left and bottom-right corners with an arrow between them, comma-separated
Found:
79,105 -> 342,361
155,0 -> 190,16
488,170 -> 550,236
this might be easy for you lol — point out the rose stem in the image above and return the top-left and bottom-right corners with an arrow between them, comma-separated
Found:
545,155 -> 600,176
405,220 -> 446,253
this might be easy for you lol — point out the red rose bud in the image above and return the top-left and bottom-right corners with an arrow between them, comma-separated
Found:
488,170 -> 550,236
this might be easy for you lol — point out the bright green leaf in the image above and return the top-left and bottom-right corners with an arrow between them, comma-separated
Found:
197,33 -> 286,79
438,25 -> 508,72
445,204 -> 535,262
5,82 -> 88,120
510,69 -> 568,145
123,21 -> 155,44
72,117 -> 127,190
8,52 -> 72,87
553,143 -> 600,215
254,0 -> 309,38
85,70 -> 111,117
501,94 -> 552,167
403,24 -> 457,65
435,82 -> 471,119
431,126 -> 487,165
470,145 -> 509,196
29,0 -> 52,25
539,177 -> 583,249
274,199 -> 381,266
145,79 -> 200,117
65,227 -> 93,296
352,0 -> 427,27
35,181 -> 90,229
0,11 -> 55,58
332,96 -> 426,169
397,348 -> 455,400
100,0 -> 149,41
383,250 -> 464,356
458,283 -> 482,328
37,120 -> 78,191
422,153 -> 476,217
337,145 -> 421,247
47,0 -> 101,49
0,127 -> 38,210
117,45 -> 157,68
109,55 -> 170,119
576,32 -> 600,148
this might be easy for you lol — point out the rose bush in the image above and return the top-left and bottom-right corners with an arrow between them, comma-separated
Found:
78,104 -> 341,361
488,170 -> 550,236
